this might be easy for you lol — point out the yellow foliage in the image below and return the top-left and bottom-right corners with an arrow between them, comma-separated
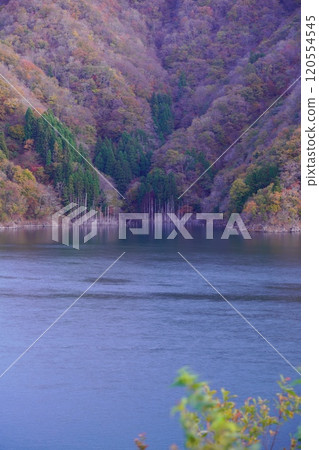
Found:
13,166 -> 36,185
7,124 -> 25,141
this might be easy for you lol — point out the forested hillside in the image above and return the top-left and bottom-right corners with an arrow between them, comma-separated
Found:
0,0 -> 300,230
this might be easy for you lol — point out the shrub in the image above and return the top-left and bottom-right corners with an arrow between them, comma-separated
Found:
7,124 -> 25,142
135,368 -> 301,450
229,178 -> 250,212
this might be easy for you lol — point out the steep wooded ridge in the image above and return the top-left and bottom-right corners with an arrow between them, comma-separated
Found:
0,0 -> 300,231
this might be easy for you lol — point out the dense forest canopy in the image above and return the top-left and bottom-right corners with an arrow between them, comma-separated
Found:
0,0 -> 300,230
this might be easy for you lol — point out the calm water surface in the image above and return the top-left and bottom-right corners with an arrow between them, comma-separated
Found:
0,228 -> 300,449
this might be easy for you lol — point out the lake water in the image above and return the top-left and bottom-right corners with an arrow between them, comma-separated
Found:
0,228 -> 300,449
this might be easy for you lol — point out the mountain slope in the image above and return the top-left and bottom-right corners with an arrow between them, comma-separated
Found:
0,0 -> 300,230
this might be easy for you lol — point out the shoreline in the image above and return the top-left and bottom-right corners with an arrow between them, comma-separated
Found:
0,219 -> 301,233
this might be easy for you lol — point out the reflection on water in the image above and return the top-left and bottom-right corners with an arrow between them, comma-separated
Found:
0,227 -> 300,449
